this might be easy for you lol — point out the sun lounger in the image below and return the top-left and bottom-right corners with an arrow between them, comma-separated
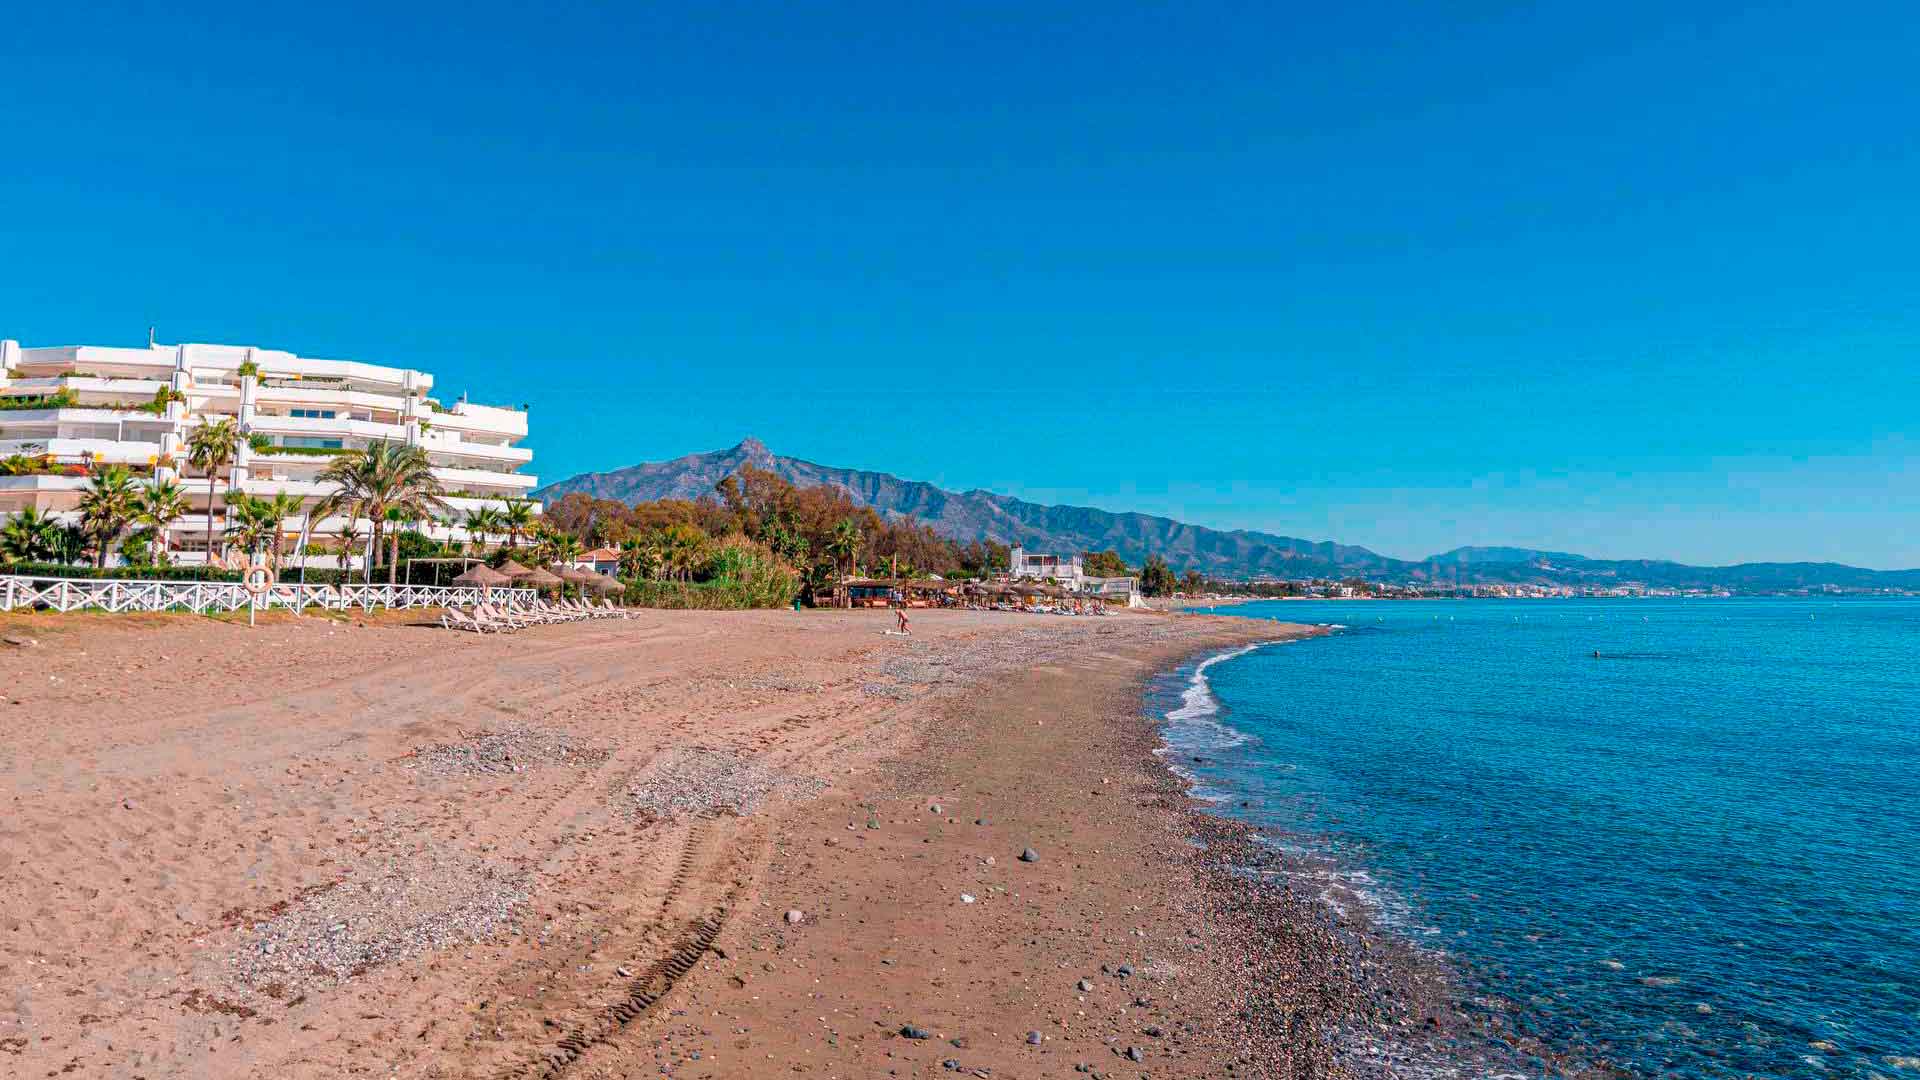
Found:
452,606 -> 513,633
512,601 -> 566,624
477,602 -> 533,630
441,607 -> 495,633
534,600 -> 583,622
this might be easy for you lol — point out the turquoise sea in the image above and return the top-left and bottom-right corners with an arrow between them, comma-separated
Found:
1160,598 -> 1920,1079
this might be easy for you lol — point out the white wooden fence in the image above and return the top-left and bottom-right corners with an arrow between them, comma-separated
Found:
0,576 -> 537,615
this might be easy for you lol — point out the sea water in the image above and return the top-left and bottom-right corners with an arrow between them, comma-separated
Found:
1158,598 -> 1920,1079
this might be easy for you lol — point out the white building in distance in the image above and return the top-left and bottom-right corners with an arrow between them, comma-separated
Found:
0,337 -> 537,566
1009,545 -> 1084,584
1008,545 -> 1137,600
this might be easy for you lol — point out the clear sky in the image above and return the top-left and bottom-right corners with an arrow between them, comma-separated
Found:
4,2 -> 1916,567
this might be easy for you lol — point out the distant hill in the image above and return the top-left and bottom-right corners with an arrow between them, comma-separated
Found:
534,439 -> 1920,592
536,438 -> 1400,579
1423,546 -> 1589,566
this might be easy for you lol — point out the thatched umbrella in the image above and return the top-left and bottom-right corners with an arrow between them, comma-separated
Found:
452,563 -> 510,600
550,565 -> 599,598
496,559 -> 534,579
556,565 -> 601,586
523,566 -> 564,591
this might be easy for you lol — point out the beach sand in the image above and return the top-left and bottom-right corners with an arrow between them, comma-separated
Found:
1,606 -> 1349,1078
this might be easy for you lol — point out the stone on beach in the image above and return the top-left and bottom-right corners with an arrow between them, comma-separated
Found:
1019,847 -> 1039,862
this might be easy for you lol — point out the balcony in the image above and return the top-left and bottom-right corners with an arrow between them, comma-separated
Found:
248,413 -> 405,437
0,436 -> 167,465
442,492 -> 543,514
252,383 -> 417,413
423,400 -> 527,438
432,465 -> 538,494
236,477 -> 338,499
420,433 -> 534,467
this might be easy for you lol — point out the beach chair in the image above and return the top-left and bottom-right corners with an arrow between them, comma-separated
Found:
598,598 -> 630,619
539,599 -> 584,621
476,602 -> 529,630
515,601 -> 568,624
441,607 -> 494,633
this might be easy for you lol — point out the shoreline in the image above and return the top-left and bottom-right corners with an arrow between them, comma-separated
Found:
1149,633 -> 1622,1080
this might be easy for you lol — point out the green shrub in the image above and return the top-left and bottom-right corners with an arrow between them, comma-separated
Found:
617,579 -> 796,610
0,561 -> 354,585
256,444 -> 348,457
0,389 -> 77,411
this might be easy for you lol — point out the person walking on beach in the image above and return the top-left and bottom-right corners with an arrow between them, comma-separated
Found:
895,603 -> 912,635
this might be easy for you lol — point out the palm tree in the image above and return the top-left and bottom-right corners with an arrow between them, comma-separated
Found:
314,440 -> 448,585
224,494 -> 279,561
187,418 -> 242,566
660,522 -> 707,582
132,478 -> 190,563
1,453 -> 43,476
465,506 -> 503,551
0,506 -> 58,563
381,504 -> 417,578
260,491 -> 305,569
78,464 -> 141,567
618,534 -> 659,580
548,531 -> 584,567
47,523 -> 89,565
828,518 -> 862,581
501,498 -> 535,550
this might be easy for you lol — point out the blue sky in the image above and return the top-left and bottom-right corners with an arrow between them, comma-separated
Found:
4,2 -> 1917,567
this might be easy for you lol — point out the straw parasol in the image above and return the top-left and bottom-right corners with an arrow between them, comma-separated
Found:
555,564 -> 600,584
452,563 -> 511,588
523,566 -> 564,590
495,559 -> 533,579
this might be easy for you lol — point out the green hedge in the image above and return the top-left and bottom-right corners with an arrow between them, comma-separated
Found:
0,389 -> 77,411
257,445 -> 348,457
618,579 -> 797,610
0,561 -> 355,585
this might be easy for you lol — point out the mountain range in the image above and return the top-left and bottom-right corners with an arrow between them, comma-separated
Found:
534,439 -> 1920,592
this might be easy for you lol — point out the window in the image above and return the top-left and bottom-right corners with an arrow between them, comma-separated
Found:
282,437 -> 343,449
289,408 -> 336,419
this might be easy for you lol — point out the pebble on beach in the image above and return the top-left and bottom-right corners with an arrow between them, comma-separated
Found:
1019,847 -> 1039,862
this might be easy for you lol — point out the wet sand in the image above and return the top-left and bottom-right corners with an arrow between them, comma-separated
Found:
1,606 -> 1346,1078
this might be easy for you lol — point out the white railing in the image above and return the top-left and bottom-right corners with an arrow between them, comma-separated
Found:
0,575 -> 536,615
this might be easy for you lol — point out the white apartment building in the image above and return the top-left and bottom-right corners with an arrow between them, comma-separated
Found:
1008,545 -> 1084,584
1007,545 -> 1138,600
0,337 -> 536,566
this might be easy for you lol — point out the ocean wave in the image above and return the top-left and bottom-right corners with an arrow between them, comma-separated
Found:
1158,641 -> 1271,753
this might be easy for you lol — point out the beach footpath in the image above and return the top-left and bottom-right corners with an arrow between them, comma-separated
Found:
0,606 -> 1315,1079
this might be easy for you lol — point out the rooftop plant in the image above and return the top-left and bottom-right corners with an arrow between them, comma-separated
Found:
0,388 -> 77,410
256,444 -> 349,457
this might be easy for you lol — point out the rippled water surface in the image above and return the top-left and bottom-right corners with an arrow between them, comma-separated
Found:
1162,598 -> 1920,1079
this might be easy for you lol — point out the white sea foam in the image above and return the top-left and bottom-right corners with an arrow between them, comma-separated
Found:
1158,641 -> 1273,755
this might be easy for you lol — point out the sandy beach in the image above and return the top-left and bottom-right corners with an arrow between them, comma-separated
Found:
0,606 -> 1359,1079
